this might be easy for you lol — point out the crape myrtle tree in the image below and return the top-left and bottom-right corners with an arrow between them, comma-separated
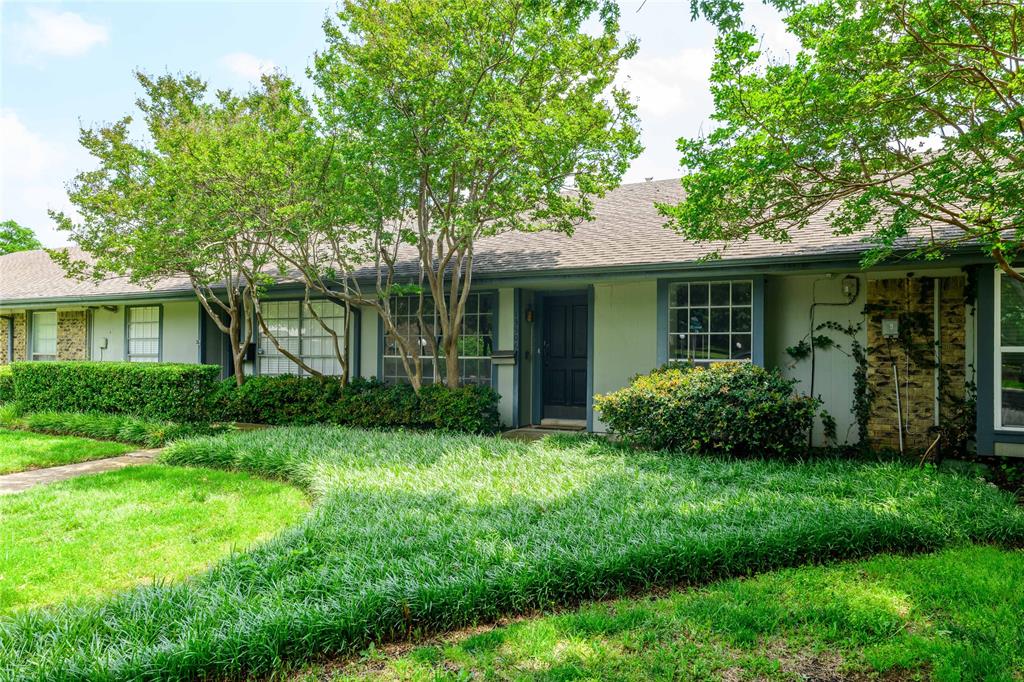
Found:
52,73 -> 336,385
664,0 -> 1023,278
310,0 -> 642,389
0,220 -> 43,255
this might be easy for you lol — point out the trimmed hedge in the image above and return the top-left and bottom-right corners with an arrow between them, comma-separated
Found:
11,361 -> 220,423
595,363 -> 818,457
0,366 -> 12,403
213,375 -> 501,433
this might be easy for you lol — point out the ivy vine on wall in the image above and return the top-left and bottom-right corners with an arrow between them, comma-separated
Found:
786,321 -> 872,447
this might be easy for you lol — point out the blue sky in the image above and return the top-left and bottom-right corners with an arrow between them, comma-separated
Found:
1,1 -> 794,247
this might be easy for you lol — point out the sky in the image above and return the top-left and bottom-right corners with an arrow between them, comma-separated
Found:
0,0 -> 798,247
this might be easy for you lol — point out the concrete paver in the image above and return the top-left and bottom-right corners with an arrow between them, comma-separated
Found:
0,449 -> 161,495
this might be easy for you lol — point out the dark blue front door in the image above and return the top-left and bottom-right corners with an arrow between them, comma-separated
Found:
542,294 -> 588,420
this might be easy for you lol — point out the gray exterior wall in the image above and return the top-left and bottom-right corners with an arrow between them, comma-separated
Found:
765,274 -> 868,445
89,306 -> 125,360
162,301 -> 200,363
591,280 -> 658,432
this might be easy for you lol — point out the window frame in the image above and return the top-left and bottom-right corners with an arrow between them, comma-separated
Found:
29,310 -> 58,361
124,304 -> 163,363
256,298 -> 349,377
994,272 -> 1024,431
663,279 -> 755,365
379,291 -> 497,388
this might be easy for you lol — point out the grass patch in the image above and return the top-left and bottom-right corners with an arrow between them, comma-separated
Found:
0,403 -> 228,448
307,545 -> 1024,681
0,427 -> 132,474
0,464 -> 308,613
2,427 -> 1022,679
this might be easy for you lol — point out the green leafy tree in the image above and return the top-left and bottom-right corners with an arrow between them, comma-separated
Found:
0,220 -> 42,254
312,0 -> 641,388
664,0 -> 1023,278
53,73 -> 342,385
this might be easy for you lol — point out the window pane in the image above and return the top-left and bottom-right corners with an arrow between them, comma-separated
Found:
1002,352 -> 1024,427
689,308 -> 708,334
690,283 -> 709,306
732,281 -> 752,305
710,308 -> 730,332
127,307 -> 160,362
710,283 -> 730,306
671,283 -> 688,307
690,334 -> 709,360
732,333 -> 752,360
1002,276 -> 1024,346
731,308 -> 752,333
669,332 -> 687,360
31,311 -> 57,358
709,334 -> 730,359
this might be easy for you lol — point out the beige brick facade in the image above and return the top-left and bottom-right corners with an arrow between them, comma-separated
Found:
1,311 -> 88,364
0,313 -> 28,364
57,310 -> 88,361
865,277 -> 967,452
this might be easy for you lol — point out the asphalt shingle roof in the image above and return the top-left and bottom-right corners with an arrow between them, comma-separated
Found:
0,248 -> 193,304
0,178 -> 949,305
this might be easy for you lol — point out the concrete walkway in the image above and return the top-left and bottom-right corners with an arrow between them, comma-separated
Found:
0,449 -> 161,495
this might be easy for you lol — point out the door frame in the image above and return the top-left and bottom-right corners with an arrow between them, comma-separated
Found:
530,286 -> 595,430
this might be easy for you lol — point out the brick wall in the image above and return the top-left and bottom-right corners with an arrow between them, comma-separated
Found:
0,313 -> 28,364
57,310 -> 88,361
865,277 -> 967,451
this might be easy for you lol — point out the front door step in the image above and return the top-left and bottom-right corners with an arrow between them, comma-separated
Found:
539,418 -> 586,430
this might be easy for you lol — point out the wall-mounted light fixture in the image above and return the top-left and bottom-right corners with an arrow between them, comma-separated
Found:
841,275 -> 859,300
525,305 -> 534,323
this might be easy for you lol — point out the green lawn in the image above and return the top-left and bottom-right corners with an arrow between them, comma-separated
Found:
0,427 -> 132,474
309,545 -> 1024,681
1,427 -> 1022,680
0,464 -> 308,612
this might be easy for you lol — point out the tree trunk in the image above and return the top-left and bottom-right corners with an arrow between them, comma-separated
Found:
444,333 -> 460,388
233,351 -> 246,386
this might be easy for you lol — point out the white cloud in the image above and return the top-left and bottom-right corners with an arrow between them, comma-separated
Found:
11,8 -> 109,59
0,109 -> 81,246
0,109 -> 61,178
617,48 -> 714,119
221,52 -> 277,80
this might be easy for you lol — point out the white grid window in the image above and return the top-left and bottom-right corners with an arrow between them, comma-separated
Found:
30,311 -> 57,361
667,281 -> 752,363
996,273 -> 1024,429
382,292 -> 494,386
259,300 -> 346,376
127,306 -> 161,362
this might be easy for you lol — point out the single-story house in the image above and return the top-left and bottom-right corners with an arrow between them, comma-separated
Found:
0,179 -> 1019,456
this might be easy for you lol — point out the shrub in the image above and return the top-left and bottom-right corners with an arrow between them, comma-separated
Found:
18,410 -> 227,448
334,379 -> 422,429
419,383 -> 501,433
213,375 -> 501,433
213,375 -> 345,425
595,363 -> 818,457
11,361 -> 220,423
0,366 -> 13,403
